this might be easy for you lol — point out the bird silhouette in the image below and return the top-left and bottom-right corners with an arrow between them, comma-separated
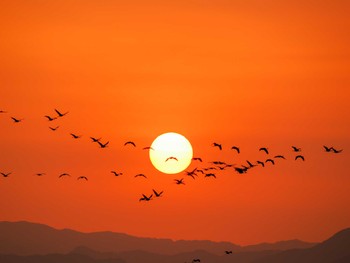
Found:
257,161 -> 265,167
166,156 -> 178,162
246,160 -> 256,168
292,146 -> 301,152
331,148 -> 343,153
1,172 -> 11,177
295,155 -> 305,161
192,157 -> 203,162
205,173 -> 216,178
143,146 -> 154,150
192,259 -> 201,263
35,173 -> 45,176
77,176 -> 88,181
259,147 -> 269,154
152,189 -> 163,197
90,137 -> 101,143
231,146 -> 240,153
59,173 -> 70,178
111,171 -> 122,176
185,168 -> 197,179
175,178 -> 185,185
44,115 -> 57,121
49,126 -> 59,131
135,173 -> 147,178
212,142 -> 222,150
124,141 -> 136,147
274,155 -> 286,159
323,145 -> 333,152
11,117 -> 23,123
265,159 -> 275,165
70,133 -> 82,139
97,141 -> 109,148
55,109 -> 68,117
196,169 -> 204,174
234,167 -> 247,174
203,167 -> 217,171
139,194 -> 153,202
211,161 -> 226,165
225,251 -> 233,254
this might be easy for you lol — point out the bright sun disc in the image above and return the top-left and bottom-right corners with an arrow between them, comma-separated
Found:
149,132 -> 193,174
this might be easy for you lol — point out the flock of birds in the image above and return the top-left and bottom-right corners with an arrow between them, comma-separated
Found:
0,108 -> 345,263
0,108 -> 344,204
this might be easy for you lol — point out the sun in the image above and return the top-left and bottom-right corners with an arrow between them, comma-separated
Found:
149,132 -> 193,174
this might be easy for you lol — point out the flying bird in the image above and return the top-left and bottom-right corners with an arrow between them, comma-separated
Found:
211,161 -> 226,165
257,161 -> 265,167
111,171 -> 122,176
139,194 -> 153,202
135,173 -> 147,178
11,117 -> 23,123
44,115 -> 56,121
192,157 -> 203,162
152,189 -> 163,197
192,259 -> 201,263
165,156 -> 178,162
97,141 -> 109,148
70,133 -> 82,139
292,146 -> 302,152
225,251 -> 233,254
90,137 -> 101,143
234,167 -> 247,174
265,159 -> 275,165
59,173 -> 70,178
212,142 -> 222,150
274,155 -> 286,159
49,126 -> 59,131
55,108 -> 68,117
143,146 -> 154,150
1,172 -> 11,177
77,176 -> 88,181
185,168 -> 197,179
259,147 -> 269,154
174,178 -> 185,185
205,173 -> 216,178
35,173 -> 46,176
231,146 -> 240,153
124,141 -> 136,147
246,160 -> 256,168
331,148 -> 343,154
323,145 -> 333,152
295,155 -> 305,161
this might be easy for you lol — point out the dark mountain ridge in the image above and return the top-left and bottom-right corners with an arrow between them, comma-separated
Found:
0,221 -> 315,255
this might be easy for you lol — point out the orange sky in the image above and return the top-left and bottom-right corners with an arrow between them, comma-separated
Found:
1,0 -> 350,245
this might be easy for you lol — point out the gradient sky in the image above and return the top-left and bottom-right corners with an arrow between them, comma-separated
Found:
1,0 -> 350,245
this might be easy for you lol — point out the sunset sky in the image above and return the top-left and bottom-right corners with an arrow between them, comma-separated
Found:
1,0 -> 350,245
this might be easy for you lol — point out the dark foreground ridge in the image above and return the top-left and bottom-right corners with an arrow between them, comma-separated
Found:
0,221 -> 348,263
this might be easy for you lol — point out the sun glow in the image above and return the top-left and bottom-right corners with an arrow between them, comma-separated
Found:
149,132 -> 193,174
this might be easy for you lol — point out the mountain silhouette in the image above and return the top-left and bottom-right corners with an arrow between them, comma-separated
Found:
0,221 -> 348,263
0,221 -> 314,256
253,228 -> 350,263
0,253 -> 125,263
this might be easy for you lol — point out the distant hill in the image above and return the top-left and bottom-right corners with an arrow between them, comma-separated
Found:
0,221 -> 315,256
253,228 -> 350,263
0,253 -> 125,263
0,221 -> 349,263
